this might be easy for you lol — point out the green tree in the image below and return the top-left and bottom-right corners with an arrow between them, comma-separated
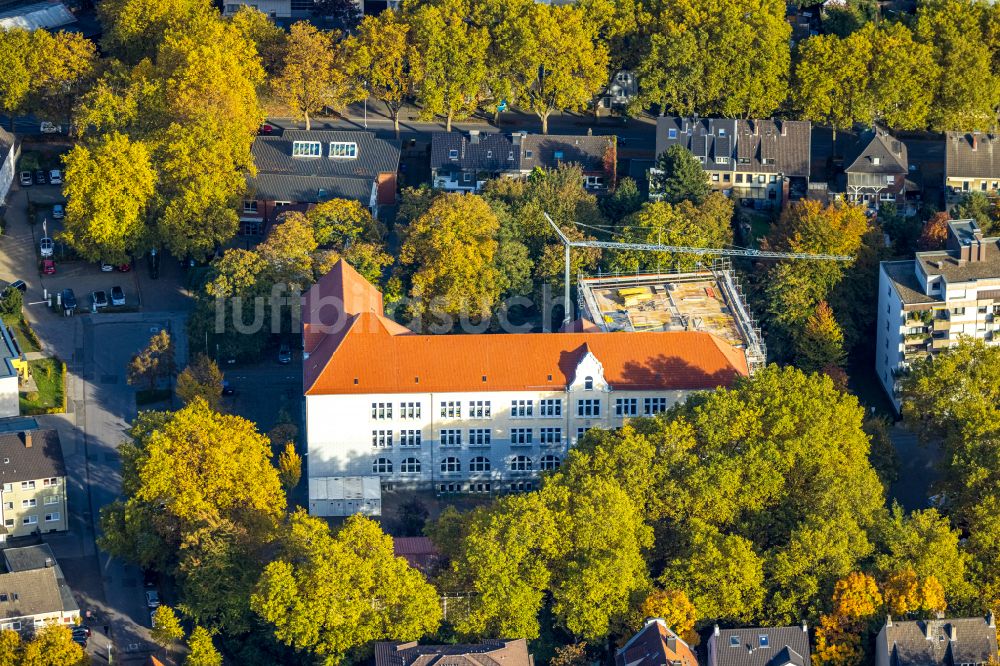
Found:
398,194 -> 501,326
185,626 -> 222,666
229,6 -> 286,76
63,133 -> 156,263
796,301 -> 847,373
953,191 -> 999,234
409,0 -> 489,132
252,510 -> 442,663
602,176 -> 643,222
19,625 -> 89,666
307,198 -> 377,249
0,29 -> 34,123
347,11 -> 415,138
127,330 -> 176,391
649,145 -> 710,204
151,605 -> 185,651
791,33 -> 868,136
273,22 -> 356,130
176,354 -> 224,410
277,442 -> 302,490
98,0 -> 206,62
258,213 -> 319,289
27,30 -> 98,127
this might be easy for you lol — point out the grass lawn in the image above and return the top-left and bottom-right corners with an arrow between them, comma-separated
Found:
20,357 -> 65,414
2,314 -> 40,353
747,213 -> 772,246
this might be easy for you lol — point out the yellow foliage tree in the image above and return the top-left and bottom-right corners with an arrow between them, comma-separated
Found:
814,613 -> 864,666
637,587 -> 698,644
919,575 -> 947,614
882,568 -> 923,616
832,571 -> 883,623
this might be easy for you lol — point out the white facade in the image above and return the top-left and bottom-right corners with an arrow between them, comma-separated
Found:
0,375 -> 17,419
222,0 -> 291,18
306,352 -> 690,494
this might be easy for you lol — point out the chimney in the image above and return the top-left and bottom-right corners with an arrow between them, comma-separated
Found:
802,620 -> 808,632
23,431 -> 32,448
469,130 -> 480,145
714,625 -> 720,637
988,611 -> 995,628
44,558 -> 53,568
887,615 -> 893,628
973,134 -> 978,151
781,121 -> 787,137
948,624 -> 957,642
666,636 -> 678,652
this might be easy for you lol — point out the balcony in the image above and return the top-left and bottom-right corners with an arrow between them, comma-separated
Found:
933,319 -> 950,332
932,336 -> 952,350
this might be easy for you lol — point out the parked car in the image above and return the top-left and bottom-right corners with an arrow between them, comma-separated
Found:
41,259 -> 55,275
142,568 -> 158,589
100,262 -> 113,272
52,204 -> 63,219
34,170 -> 45,185
145,590 -> 160,608
39,237 -> 53,258
221,381 -> 235,396
277,343 -> 292,364
49,169 -> 62,185
150,609 -> 158,628
71,633 -> 87,648
61,288 -> 76,312
19,171 -> 31,187
259,123 -> 273,135
110,285 -> 125,306
71,626 -> 91,639
39,121 -> 61,134
92,290 -> 108,309
117,262 -> 131,272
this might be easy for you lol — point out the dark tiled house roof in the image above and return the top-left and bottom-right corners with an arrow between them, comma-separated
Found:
655,117 -> 810,177
946,132 -> 1000,179
429,131 -> 520,173
0,568 -> 72,620
520,134 -> 614,173
880,616 -> 998,666
374,639 -> 533,666
710,625 -> 810,666
249,130 -> 400,203
2,545 -> 78,615
845,127 -> 908,175
617,619 -> 699,666
0,430 -> 64,484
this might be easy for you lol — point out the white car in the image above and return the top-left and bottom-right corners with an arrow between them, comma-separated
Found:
39,237 -> 54,258
145,590 -> 160,608
49,170 -> 62,185
39,122 -> 61,134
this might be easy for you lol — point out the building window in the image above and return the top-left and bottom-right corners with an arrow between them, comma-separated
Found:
440,401 -> 461,418
2,519 -> 11,528
242,200 -> 258,213
644,397 -> 668,414
440,457 -> 461,473
448,149 -> 459,159
584,376 -> 594,390
758,175 -> 765,183
439,483 -> 463,493
329,142 -> 357,159
540,454 -> 560,471
21,499 -> 36,508
886,175 -> 894,185
736,173 -> 743,183
2,483 -> 9,492
585,175 -> 604,187
292,141 -> 321,157
21,481 -> 35,490
373,457 -> 393,474
577,427 -> 593,441
486,150 -> 493,158
577,399 -> 601,417
511,400 -> 533,417
730,636 -> 741,647
45,512 -> 60,522
400,458 -> 421,474
712,173 -> 720,181
469,429 -> 491,446
0,622 -> 20,631
510,428 -> 533,445
668,128 -> 678,139
716,157 -> 728,164
508,150 -> 514,161
616,398 -> 638,416
510,455 -> 532,471
371,430 -> 392,448
509,481 -> 533,492
540,399 -> 562,416
723,173 -> 731,182
23,515 -> 37,525
400,402 -> 420,419
42,478 -> 58,487
540,427 -> 562,445
469,456 -> 491,472
3,503 -> 10,510
399,430 -> 422,447
371,402 -> 392,419
440,429 -> 462,446
469,482 -> 492,493
468,401 -> 491,418
463,172 -> 472,182
952,307 -> 966,316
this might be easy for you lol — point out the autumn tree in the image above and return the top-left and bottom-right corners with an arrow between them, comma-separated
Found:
27,30 -> 97,126
398,194 -> 501,326
19,625 -> 90,666
635,588 -> 698,643
176,354 -> 224,410
277,442 -> 302,490
98,0 -> 206,62
252,510 -> 442,662
649,145 -> 710,204
307,198 -> 378,249
917,212 -> 951,250
796,301 -> 847,373
347,11 -> 415,138
229,6 -> 286,76
62,133 -> 156,263
185,627 -> 222,666
127,330 -> 176,391
273,22 -> 357,130
258,213 -> 319,289
0,29 -> 34,123
151,605 -> 185,656
0,629 -> 19,666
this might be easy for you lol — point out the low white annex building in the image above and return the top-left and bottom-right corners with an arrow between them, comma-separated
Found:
303,261 -> 751,513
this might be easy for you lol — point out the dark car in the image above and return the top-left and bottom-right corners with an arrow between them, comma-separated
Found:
92,290 -> 108,309
34,170 -> 46,185
61,288 -> 77,312
277,343 -> 292,364
221,381 -> 235,396
72,626 -> 91,638
8,280 -> 26,293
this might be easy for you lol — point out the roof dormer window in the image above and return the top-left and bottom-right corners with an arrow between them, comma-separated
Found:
668,128 -> 678,139
292,141 -> 321,157
449,149 -> 459,160
487,150 -> 493,158
719,128 -> 726,137
873,156 -> 881,165
730,636 -> 741,647
329,142 -> 357,159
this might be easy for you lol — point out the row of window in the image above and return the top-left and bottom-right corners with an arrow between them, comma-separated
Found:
1,478 -> 59,493
291,140 -> 357,159
372,455 -> 561,475
372,427 -> 570,447
439,481 -> 535,494
3,496 -> 60,510
3,512 -> 60,528
371,397 -> 668,421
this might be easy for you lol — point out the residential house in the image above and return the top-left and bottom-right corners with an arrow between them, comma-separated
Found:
243,130 -> 400,235
0,566 -> 80,633
0,323 -> 28,419
945,131 -> 1000,200
653,117 -> 811,208
844,126 -> 914,210
875,614 -> 998,666
303,260 -> 749,507
374,639 -> 533,666
877,219 -> 1000,410
429,131 -> 615,193
616,618 -> 699,666
0,430 -> 68,540
0,2 -> 75,32
599,70 -> 639,111
2,543 -> 79,634
708,624 -> 811,666
222,0 -> 292,18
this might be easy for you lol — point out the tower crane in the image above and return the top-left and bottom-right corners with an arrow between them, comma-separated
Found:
544,213 -> 854,326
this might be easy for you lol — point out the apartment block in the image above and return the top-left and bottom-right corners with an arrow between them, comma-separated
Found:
303,261 -> 751,511
0,430 -> 68,540
877,219 -> 1000,410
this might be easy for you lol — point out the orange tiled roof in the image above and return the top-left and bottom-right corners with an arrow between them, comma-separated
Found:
303,261 -> 749,395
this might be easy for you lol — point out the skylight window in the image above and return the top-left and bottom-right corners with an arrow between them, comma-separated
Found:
292,141 -> 321,157
449,149 -> 459,160
668,128 -> 678,139
759,635 -> 769,648
329,142 -> 357,159
554,150 -> 564,159
730,636 -> 740,647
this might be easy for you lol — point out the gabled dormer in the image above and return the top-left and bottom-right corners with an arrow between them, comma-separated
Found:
569,344 -> 609,392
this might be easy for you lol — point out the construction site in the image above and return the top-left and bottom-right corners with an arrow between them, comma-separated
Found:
577,262 -> 767,372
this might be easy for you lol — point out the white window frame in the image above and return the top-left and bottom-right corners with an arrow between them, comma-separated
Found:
329,142 -> 357,159
440,429 -> 462,446
440,401 -> 461,418
539,399 -> 562,417
510,428 -> 533,445
372,457 -> 393,474
644,397 -> 668,415
371,430 -> 392,448
616,397 -> 638,416
540,427 -> 562,445
440,457 -> 461,474
45,512 -> 60,522
399,430 -> 422,447
511,400 -> 533,418
469,456 -> 491,472
292,141 -> 321,157
400,402 -> 421,419
468,400 -> 491,418
468,429 -> 491,446
540,454 -> 560,471
400,457 -> 421,474
21,499 -> 36,508
577,399 -> 601,417
510,455 -> 532,472
23,515 -> 37,525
